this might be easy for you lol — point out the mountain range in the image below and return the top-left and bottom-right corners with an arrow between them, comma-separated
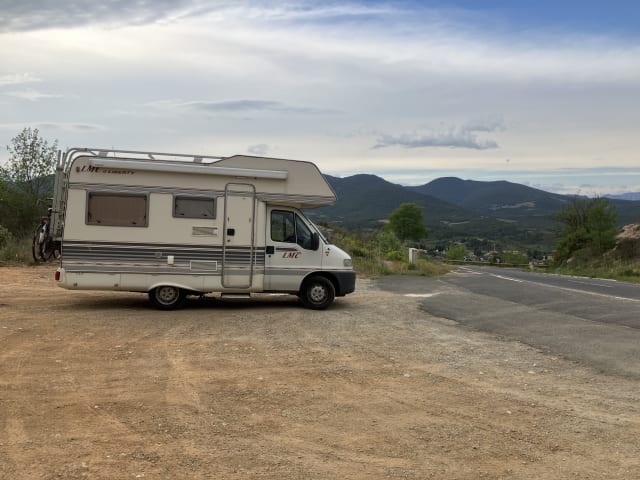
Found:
308,175 -> 640,253
606,192 -> 640,201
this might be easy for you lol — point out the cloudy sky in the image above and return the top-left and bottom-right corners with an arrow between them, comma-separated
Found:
1,0 -> 639,194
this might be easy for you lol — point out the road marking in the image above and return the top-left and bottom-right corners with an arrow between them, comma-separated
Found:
404,293 -> 440,298
489,274 -> 523,283
458,267 -> 482,274
568,279 -> 613,288
463,267 -> 640,303
534,284 -> 640,303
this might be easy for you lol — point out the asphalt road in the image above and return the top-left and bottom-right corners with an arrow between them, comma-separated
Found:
375,267 -> 640,378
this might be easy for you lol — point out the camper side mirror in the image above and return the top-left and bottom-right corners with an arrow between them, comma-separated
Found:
311,232 -> 320,251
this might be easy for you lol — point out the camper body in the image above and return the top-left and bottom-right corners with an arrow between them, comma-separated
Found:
54,148 -> 355,309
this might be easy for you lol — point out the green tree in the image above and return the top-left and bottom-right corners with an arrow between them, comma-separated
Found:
446,244 -> 467,261
554,197 -> 617,264
0,127 -> 58,236
502,250 -> 529,265
387,203 -> 429,243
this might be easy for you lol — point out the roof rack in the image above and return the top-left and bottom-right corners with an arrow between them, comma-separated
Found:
63,147 -> 224,170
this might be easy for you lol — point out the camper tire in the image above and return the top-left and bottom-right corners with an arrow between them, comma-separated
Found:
149,286 -> 186,310
300,275 -> 335,310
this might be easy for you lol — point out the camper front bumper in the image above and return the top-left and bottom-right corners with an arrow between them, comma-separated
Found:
334,271 -> 356,296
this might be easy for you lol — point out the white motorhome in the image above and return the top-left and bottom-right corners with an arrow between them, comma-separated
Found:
53,148 -> 355,309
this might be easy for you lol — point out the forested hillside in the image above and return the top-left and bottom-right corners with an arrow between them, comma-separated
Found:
308,175 -> 640,253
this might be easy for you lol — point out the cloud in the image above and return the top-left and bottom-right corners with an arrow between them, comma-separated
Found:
3,88 -> 62,101
0,0 -> 199,32
0,1 -> 395,32
187,99 -> 330,114
1,1 -> 640,188
248,144 -> 270,155
373,124 -> 501,150
0,73 -> 41,86
145,98 -> 335,115
0,122 -> 104,131
463,117 -> 506,133
4,3 -> 640,85
37,122 -> 104,131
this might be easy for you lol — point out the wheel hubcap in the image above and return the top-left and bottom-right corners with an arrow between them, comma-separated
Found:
309,284 -> 327,303
157,286 -> 178,304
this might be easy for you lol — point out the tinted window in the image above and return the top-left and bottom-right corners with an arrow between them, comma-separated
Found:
295,215 -> 313,249
271,210 -> 315,249
174,196 -> 216,219
87,192 -> 147,227
271,210 -> 296,243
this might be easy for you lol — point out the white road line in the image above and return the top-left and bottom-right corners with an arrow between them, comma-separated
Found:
489,274 -> 523,283
404,293 -> 441,298
464,268 -> 640,303
543,286 -> 640,303
458,267 -> 483,275
568,280 -> 614,288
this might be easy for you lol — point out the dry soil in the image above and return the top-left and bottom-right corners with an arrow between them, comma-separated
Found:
1,265 -> 639,479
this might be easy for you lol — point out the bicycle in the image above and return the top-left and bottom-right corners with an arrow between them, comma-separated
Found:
32,207 -> 61,263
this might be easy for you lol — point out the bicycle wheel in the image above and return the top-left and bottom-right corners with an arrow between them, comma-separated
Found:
41,237 -> 55,261
31,224 -> 45,263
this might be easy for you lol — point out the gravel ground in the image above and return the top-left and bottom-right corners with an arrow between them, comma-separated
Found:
1,265 -> 639,479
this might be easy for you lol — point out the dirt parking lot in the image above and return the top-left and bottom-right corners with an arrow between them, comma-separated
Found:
1,265 -> 639,479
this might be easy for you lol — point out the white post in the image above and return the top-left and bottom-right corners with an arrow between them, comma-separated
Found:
409,248 -> 417,265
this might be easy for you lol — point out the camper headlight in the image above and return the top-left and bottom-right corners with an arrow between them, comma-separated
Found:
343,258 -> 352,267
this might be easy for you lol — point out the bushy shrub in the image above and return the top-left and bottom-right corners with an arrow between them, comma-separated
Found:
502,250 -> 529,265
385,250 -> 405,261
376,230 -> 403,254
323,224 -> 451,278
0,225 -> 12,249
0,235 -> 32,264
446,244 -> 467,260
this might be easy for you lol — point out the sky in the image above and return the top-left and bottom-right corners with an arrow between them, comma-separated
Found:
1,0 -> 639,195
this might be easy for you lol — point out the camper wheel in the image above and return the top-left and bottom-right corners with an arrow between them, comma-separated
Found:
300,275 -> 335,310
149,286 -> 186,310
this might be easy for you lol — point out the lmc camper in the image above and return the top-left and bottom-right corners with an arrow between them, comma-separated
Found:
51,148 -> 355,309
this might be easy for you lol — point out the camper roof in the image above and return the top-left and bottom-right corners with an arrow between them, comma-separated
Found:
64,148 -> 336,208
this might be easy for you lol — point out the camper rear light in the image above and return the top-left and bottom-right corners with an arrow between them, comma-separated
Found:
343,258 -> 352,267
55,271 -> 61,281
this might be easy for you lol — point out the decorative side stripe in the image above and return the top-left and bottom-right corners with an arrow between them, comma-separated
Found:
62,265 -> 267,276
62,241 -> 266,271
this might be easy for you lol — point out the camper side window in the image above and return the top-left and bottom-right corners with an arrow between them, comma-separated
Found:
86,192 -> 148,227
271,210 -> 314,249
295,215 -> 313,250
271,210 -> 296,243
173,196 -> 216,219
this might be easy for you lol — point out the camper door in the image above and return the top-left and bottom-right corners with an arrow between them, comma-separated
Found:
265,207 -> 323,292
222,183 -> 256,289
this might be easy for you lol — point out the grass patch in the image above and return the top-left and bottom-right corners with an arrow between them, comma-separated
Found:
552,258 -> 640,284
0,236 -> 34,266
326,225 -> 452,279
353,255 -> 452,278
